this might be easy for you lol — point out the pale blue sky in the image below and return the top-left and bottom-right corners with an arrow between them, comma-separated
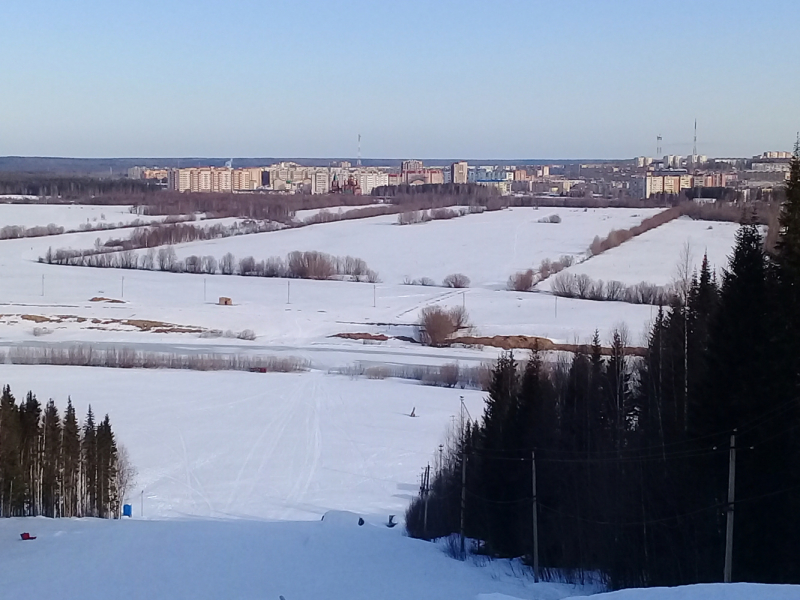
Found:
1,0 -> 798,159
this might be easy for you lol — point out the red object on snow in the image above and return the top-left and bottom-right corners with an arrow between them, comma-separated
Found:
20,532 -> 36,541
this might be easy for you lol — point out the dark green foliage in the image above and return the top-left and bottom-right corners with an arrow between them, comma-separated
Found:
0,391 -> 124,518
407,216 -> 800,588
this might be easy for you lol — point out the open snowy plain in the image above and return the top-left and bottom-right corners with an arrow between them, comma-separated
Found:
0,202 -> 781,600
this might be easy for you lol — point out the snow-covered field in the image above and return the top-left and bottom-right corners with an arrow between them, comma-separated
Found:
0,366 -> 483,520
0,203 -> 159,230
143,207 -> 663,288
538,217 -> 740,289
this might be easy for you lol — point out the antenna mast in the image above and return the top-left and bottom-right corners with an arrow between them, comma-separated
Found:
357,133 -> 362,167
693,119 -> 697,157
656,135 -> 662,158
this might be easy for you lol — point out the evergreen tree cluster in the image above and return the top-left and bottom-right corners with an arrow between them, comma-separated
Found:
406,148 -> 800,588
0,387 -> 125,519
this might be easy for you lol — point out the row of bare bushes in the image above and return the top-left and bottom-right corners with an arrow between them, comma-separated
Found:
43,245 -> 380,282
588,207 -> 680,256
333,361 -> 491,390
301,204 -> 398,225
551,272 -> 675,305
507,255 -> 576,291
418,306 -> 470,346
3,345 -> 308,372
396,206 -> 485,225
100,219 -> 282,252
402,273 -> 471,288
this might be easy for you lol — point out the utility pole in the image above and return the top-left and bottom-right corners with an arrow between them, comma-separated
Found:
141,490 -> 144,518
532,450 -> 540,582
121,276 -> 125,299
423,464 -> 430,538
460,394 -> 467,557
460,450 -> 467,558
41,275 -> 44,297
287,280 -> 291,304
462,292 -> 465,310
554,295 -> 558,319
724,432 -> 736,583
204,278 -> 207,302
373,284 -> 376,308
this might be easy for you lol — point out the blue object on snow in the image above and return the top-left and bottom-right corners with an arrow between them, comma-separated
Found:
122,504 -> 132,517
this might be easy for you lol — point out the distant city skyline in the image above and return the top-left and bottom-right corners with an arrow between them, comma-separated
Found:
1,0 -> 798,159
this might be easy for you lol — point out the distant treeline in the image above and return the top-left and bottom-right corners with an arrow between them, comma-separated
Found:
0,387 -> 134,519
0,174 -> 159,198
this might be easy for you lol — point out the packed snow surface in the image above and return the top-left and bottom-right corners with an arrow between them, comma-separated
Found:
539,217 -> 740,289
144,207 -> 663,288
0,515 -> 590,600
0,203 -> 159,230
0,365 -> 485,520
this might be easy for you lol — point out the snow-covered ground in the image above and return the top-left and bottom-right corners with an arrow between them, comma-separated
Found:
0,366 -> 484,521
0,515 -> 593,600
138,207 -> 663,288
0,203 -> 160,230
538,217 -> 740,289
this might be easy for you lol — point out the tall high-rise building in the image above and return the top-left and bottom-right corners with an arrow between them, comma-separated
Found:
401,159 -> 423,173
451,161 -> 469,184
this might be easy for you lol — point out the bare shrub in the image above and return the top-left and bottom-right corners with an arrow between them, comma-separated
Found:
575,274 -> 593,299
588,279 -> 606,300
220,252 -> 236,275
559,254 -> 575,268
443,273 -> 470,288
365,269 -> 380,283
201,255 -> 218,274
263,257 -> 286,277
551,272 -> 578,298
141,248 -> 156,270
237,329 -> 256,341
419,307 -> 456,346
418,277 -> 436,286
287,251 -> 336,280
605,280 -> 625,301
32,327 -> 53,337
118,250 -> 138,269
507,269 -> 535,292
449,305 -> 470,330
184,255 -> 202,274
238,256 -> 257,276
157,246 -> 177,271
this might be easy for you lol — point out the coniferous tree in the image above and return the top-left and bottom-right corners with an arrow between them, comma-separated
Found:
0,386 -> 21,516
41,400 -> 61,517
82,406 -> 98,516
61,398 -> 81,517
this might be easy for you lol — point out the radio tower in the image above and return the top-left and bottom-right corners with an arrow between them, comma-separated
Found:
656,135 -> 662,158
693,119 -> 698,157
357,134 -> 362,167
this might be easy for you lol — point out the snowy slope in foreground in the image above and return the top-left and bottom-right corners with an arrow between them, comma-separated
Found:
0,515 -> 588,600
565,583 -> 799,600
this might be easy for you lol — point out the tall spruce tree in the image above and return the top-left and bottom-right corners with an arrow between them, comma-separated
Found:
61,398 -> 81,517
82,406 -> 98,517
41,400 -> 62,517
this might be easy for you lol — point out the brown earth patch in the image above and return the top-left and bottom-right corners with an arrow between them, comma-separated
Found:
89,297 -> 125,303
21,314 -> 53,323
333,332 -> 390,342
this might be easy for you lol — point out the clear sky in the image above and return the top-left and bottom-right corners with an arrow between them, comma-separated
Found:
1,0 -> 798,159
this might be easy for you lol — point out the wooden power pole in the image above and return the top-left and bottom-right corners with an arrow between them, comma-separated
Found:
460,452 -> 467,557
532,450 -> 540,582
724,432 -> 736,583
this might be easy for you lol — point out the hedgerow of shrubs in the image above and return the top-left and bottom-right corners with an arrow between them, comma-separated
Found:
550,272 -> 675,305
